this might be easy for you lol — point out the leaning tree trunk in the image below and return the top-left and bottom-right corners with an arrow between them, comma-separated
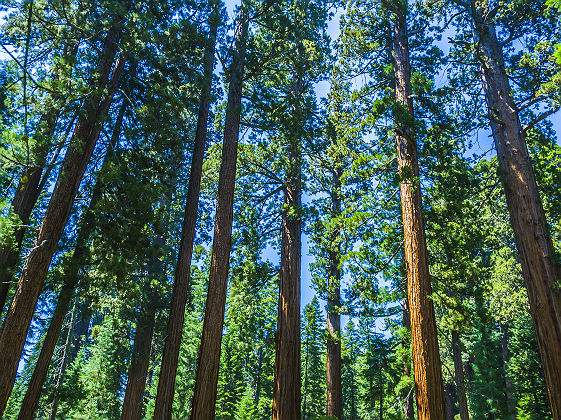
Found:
326,168 -> 343,420
188,2 -> 249,419
392,8 -> 445,420
0,15 -> 127,413
0,43 -> 79,314
471,8 -> 561,417
153,3 -> 219,416
16,99 -> 126,420
451,330 -> 469,420
272,130 -> 302,420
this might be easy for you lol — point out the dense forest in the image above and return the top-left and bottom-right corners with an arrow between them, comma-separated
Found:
0,0 -> 560,419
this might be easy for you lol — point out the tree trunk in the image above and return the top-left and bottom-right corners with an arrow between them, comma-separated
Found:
0,16 -> 127,413
451,330 -> 469,420
0,42 -> 79,314
402,302 -> 415,419
326,168 -> 342,420
188,2 -> 248,419
444,383 -> 456,420
153,3 -> 219,417
498,323 -> 515,417
471,8 -> 561,417
121,300 -> 156,420
272,125 -> 302,420
392,9 -> 445,420
16,99 -> 126,419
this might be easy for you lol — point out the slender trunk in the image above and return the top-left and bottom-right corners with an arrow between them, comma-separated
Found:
402,301 -> 415,419
444,383 -> 456,420
47,296 -> 79,420
0,43 -> 79,314
303,336 -> 309,420
16,99 -> 126,419
451,330 -> 469,420
498,323 -> 515,417
153,4 -> 219,417
471,8 -> 561,417
326,169 -> 343,420
121,300 -> 156,420
0,15 -> 127,412
272,132 -> 302,420
188,3 -> 248,419
392,9 -> 445,420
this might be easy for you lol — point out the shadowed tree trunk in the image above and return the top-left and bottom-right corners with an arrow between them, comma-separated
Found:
498,323 -> 515,417
272,128 -> 302,420
326,167 -> 342,420
153,3 -> 219,416
392,7 -> 445,420
188,2 -> 249,419
451,330 -> 469,420
16,99 -> 126,420
402,301 -> 415,419
469,5 -> 561,417
0,13 -> 127,412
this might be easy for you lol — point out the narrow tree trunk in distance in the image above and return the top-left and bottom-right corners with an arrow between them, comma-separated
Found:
272,134 -> 302,420
188,2 -> 248,419
326,168 -> 342,420
444,383 -> 456,420
451,330 -> 469,420
121,300 -> 156,420
402,302 -> 415,419
16,99 -> 126,420
472,10 -> 561,418
498,323 -> 515,417
0,16 -> 127,412
153,3 -> 219,418
392,9 -> 445,420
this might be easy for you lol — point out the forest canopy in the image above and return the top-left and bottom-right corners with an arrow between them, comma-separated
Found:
0,0 -> 560,419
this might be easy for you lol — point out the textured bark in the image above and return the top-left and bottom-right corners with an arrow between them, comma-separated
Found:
121,301 -> 156,420
392,9 -> 445,420
188,3 -> 248,419
16,99 -> 126,420
272,126 -> 302,420
0,17 -> 126,413
470,7 -> 561,418
326,168 -> 342,420
0,43 -> 79,314
153,4 -> 219,417
451,330 -> 469,420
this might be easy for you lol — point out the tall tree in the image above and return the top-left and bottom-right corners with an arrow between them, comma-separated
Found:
188,1 -> 250,417
391,2 -> 445,418
0,4 -> 129,411
153,1 -> 220,416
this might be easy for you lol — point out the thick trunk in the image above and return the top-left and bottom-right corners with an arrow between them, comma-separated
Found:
326,169 -> 342,420
121,301 -> 156,420
0,17 -> 126,413
451,330 -> 469,420
16,99 -> 126,419
153,4 -> 219,417
272,138 -> 302,420
472,9 -> 561,417
392,10 -> 445,420
188,3 -> 248,419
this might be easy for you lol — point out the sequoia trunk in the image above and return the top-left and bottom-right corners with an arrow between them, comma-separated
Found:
188,2 -> 248,418
153,3 -> 219,416
392,8 -> 445,420
0,16 -> 126,413
472,9 -> 561,417
451,330 -> 469,420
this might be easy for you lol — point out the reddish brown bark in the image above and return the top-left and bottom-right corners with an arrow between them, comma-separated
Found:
16,99 -> 126,420
152,4 -> 219,419
188,2 -> 248,419
469,7 -> 561,417
272,131 -> 302,420
326,168 -> 342,420
0,18 -> 127,413
392,9 -> 445,420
